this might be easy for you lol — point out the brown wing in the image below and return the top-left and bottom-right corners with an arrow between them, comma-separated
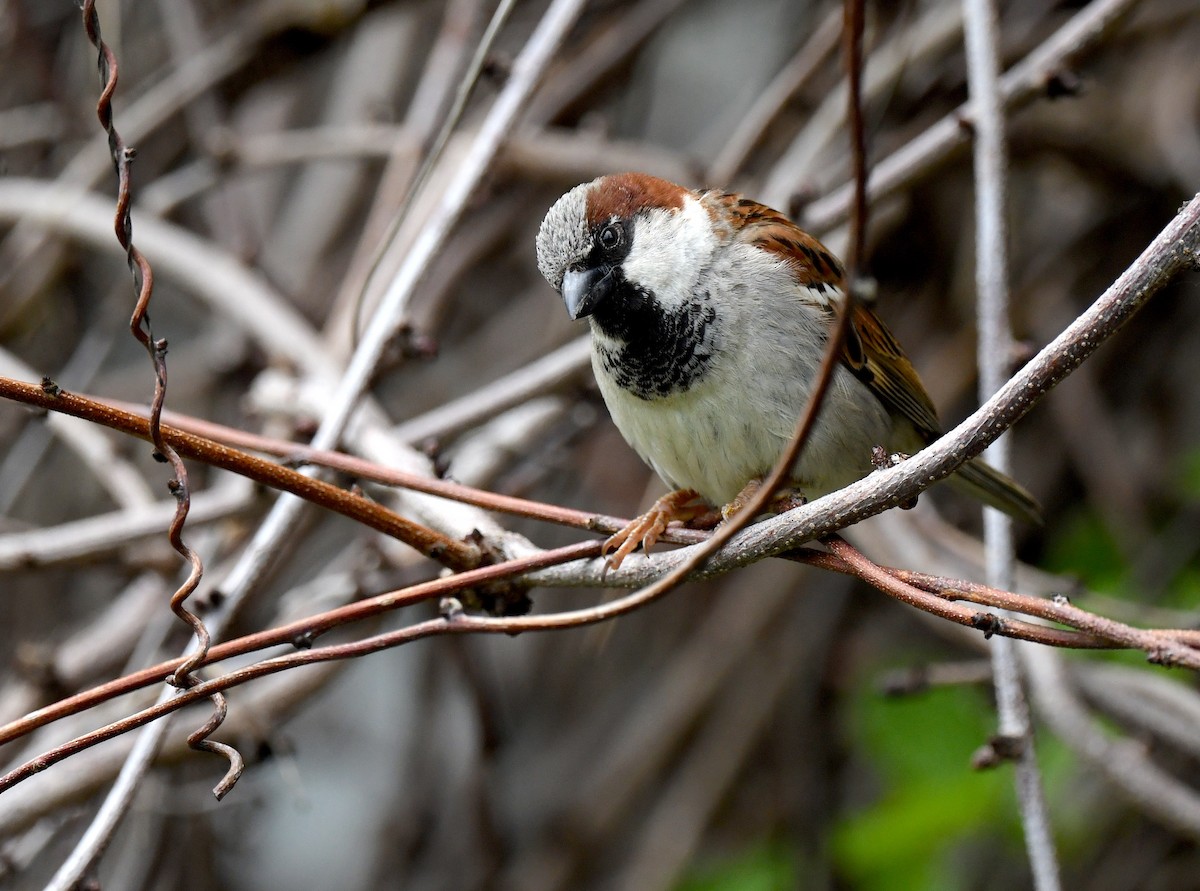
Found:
843,303 -> 942,442
706,189 -> 942,441
707,191 -> 846,293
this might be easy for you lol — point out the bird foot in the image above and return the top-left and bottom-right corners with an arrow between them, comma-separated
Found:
720,479 -> 807,523
604,489 -> 706,569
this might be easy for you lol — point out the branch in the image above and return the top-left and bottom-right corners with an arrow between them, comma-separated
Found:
962,0 -> 1060,885
0,378 -> 480,571
804,0 -> 1140,234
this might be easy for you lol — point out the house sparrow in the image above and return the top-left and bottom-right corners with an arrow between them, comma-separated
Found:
536,173 -> 1040,567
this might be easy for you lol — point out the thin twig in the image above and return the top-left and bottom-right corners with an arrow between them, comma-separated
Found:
347,0 -> 517,348
842,0 -> 868,275
0,478 -> 254,570
962,0 -> 1061,886
804,0 -> 1140,234
46,6 -> 239,885
0,377 -> 480,570
695,191 -> 1200,568
1023,645 -> 1200,840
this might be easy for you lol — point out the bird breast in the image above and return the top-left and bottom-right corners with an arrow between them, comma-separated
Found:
591,253 -> 897,505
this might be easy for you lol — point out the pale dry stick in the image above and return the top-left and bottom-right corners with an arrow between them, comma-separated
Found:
0,24 -> 258,320
1023,644 -> 1200,840
145,125 -> 691,215
761,2 -> 966,211
707,5 -> 842,185
391,336 -> 592,444
326,0 -> 485,349
524,0 -> 692,125
804,0 -> 1140,234
1076,665 -> 1200,762
0,345 -> 155,511
963,0 -> 1059,882
0,477 -> 254,571
0,180 -> 335,380
337,0 -> 518,349
443,397 -> 568,489
54,0 -> 591,837
264,6 -> 421,303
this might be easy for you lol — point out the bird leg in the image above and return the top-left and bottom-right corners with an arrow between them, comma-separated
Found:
720,478 -> 807,523
604,488 -> 707,569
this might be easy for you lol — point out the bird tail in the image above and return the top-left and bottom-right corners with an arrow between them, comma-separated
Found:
948,458 -> 1043,526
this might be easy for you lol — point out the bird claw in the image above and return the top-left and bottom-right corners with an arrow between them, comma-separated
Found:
603,489 -> 704,570
720,479 -> 806,523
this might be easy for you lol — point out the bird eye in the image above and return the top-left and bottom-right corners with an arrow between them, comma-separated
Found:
598,222 -> 622,251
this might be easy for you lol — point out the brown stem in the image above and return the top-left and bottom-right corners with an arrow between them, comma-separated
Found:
0,377 -> 479,571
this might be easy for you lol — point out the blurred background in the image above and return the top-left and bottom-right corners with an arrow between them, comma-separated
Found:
1,0 -> 1199,888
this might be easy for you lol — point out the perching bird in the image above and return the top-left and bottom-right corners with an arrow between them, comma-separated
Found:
536,173 -> 1040,567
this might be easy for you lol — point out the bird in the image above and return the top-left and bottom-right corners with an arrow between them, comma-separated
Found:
535,172 -> 1040,568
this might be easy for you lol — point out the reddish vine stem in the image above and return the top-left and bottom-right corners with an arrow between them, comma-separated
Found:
824,537 -> 1200,669
842,0 -> 868,275
0,377 -> 480,570
9,533 -> 1200,756
79,0 -> 240,791
0,541 -> 601,771
8,530 -> 1200,795
605,0 -> 871,606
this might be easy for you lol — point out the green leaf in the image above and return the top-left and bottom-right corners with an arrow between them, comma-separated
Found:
675,841 -> 798,891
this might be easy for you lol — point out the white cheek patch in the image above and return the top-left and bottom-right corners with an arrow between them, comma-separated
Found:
621,197 -> 718,310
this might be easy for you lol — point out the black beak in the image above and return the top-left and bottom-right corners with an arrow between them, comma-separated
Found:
561,266 -> 615,320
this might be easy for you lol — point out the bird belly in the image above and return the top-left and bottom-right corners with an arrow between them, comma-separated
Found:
594,349 -> 897,507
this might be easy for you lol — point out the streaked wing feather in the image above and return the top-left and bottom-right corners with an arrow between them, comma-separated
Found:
708,191 -> 845,292
846,304 -> 941,441
710,189 -> 942,440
